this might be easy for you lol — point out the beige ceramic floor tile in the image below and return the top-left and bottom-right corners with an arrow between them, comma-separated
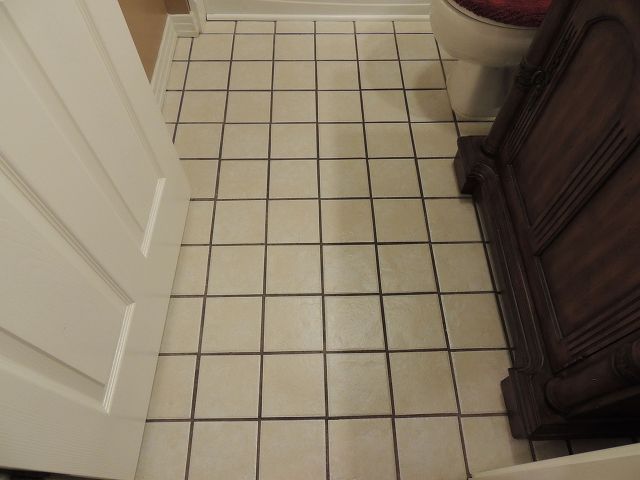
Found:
406,89 -> 454,122
266,245 -> 322,294
359,60 -> 403,89
172,246 -> 209,295
329,419 -> 397,480
182,201 -> 213,244
212,200 -> 266,244
233,34 -> 274,60
384,294 -> 446,349
362,90 -> 408,122
173,38 -> 191,60
268,200 -> 319,243
209,245 -> 265,294
274,34 -> 315,60
316,21 -> 354,33
369,158 -> 421,197
191,34 -> 234,60
272,90 -> 316,122
356,21 -> 394,33
175,124 -> 222,158
189,421 -> 258,480
396,417 -> 466,480
162,91 -> 181,123
433,243 -> 493,292
222,124 -> 270,159
390,351 -> 457,414
276,20 -> 315,34
259,420 -> 326,480
180,91 -> 227,122
316,34 -> 357,60
271,123 -> 317,158
147,356 -> 195,419
365,123 -> 413,158
269,160 -> 318,198
202,21 -> 235,33
264,296 -> 323,351
442,59 -> 456,83
319,123 -> 366,158
426,198 -> 481,241
532,440 -> 571,461
181,160 -> 218,198
378,244 -> 436,293
274,61 -> 316,89
201,297 -> 263,352
323,245 -> 379,294
453,350 -> 510,413
217,160 -> 268,199
195,355 -> 261,418
229,61 -> 273,90
135,422 -> 189,480
236,21 -> 274,33
321,199 -> 374,242
327,353 -> 391,415
317,61 -> 360,90
160,298 -> 202,353
394,20 -> 432,34
418,158 -> 462,197
443,294 -> 507,348
325,296 -> 384,350
318,91 -> 363,122
261,354 -> 325,416
319,159 -> 370,198
411,122 -> 458,157
374,199 -> 428,242
401,60 -> 446,88
226,91 -> 271,123
396,34 -> 439,59
356,34 -> 398,60
462,416 -> 532,473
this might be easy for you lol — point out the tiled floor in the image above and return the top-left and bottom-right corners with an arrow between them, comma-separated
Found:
137,19 -> 634,480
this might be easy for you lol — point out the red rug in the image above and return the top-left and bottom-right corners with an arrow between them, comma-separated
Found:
451,0 -> 552,27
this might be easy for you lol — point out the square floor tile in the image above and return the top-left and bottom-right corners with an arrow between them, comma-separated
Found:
443,59 -> 456,83
269,159 -> 318,198
180,91 -> 227,122
329,419 -> 396,480
396,417 -> 466,480
378,244 -> 436,293
411,122 -> 458,157
276,20 -> 315,33
325,296 -> 384,350
323,245 -> 379,294
182,201 -> 213,244
271,123 -> 317,158
356,21 -> 394,33
189,422 -> 258,480
147,356 -> 195,419
162,92 -> 181,123
275,34 -> 315,60
327,353 -> 391,415
462,416 -> 532,473
212,200 -> 266,244
274,61 -> 316,89
266,245 -> 321,294
433,243 -> 493,292
374,199 -> 428,241
185,62 -> 229,90
453,350 -> 510,413
316,21 -> 354,33
229,61 -> 273,90
443,294 -> 506,348
191,35 -> 233,60
217,160 -> 268,199
202,21 -> 235,33
369,158 -> 421,197
261,354 -> 325,416
426,198 -> 481,241
319,159 -> 370,198
272,91 -> 316,122
173,38 -> 191,60
201,297 -> 262,352
395,20 -> 432,34
167,61 -> 187,89
181,160 -> 218,198
406,90 -> 453,122
268,199 -> 319,243
135,422 -> 189,480
401,60 -> 446,88
384,294 -> 446,349
222,124 -> 270,158
264,296 -> 323,351
316,35 -> 357,60
365,123 -> 413,157
209,245 -> 265,294
533,440 -> 571,461
321,199 -> 374,242
172,246 -> 208,294
226,91 -> 271,123
418,159 -> 461,197
318,91 -> 363,122
362,90 -> 407,122
160,298 -> 202,353
359,60 -> 403,89
391,351 -> 457,414
356,34 -> 398,60
195,355 -> 261,418
317,61 -> 359,90
236,21 -> 274,33
233,34 -> 274,60
319,123 -> 366,158
396,34 -> 439,59
175,124 -> 222,158
259,420 -> 326,480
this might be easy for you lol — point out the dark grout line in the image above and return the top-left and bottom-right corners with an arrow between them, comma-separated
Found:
169,289 -> 500,299
190,195 -> 471,201
181,240 -> 488,247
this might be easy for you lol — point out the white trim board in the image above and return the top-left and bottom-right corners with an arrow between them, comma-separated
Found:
207,13 -> 430,20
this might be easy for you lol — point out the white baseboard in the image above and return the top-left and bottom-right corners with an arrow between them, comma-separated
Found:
207,13 -> 430,20
150,16 -> 177,107
171,12 -> 200,37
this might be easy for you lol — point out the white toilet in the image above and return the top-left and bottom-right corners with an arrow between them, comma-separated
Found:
431,0 -> 545,120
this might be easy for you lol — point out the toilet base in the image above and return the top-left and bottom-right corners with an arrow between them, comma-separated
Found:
447,60 -> 517,120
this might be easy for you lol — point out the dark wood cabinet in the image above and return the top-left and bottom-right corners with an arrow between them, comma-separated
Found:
455,0 -> 640,439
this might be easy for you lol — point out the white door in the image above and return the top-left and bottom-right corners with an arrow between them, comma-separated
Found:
0,1 -> 189,479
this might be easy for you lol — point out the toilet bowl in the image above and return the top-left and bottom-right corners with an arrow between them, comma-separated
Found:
432,0 -> 547,120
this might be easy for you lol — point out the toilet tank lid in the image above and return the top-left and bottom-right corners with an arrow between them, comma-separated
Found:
449,0 -> 552,27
